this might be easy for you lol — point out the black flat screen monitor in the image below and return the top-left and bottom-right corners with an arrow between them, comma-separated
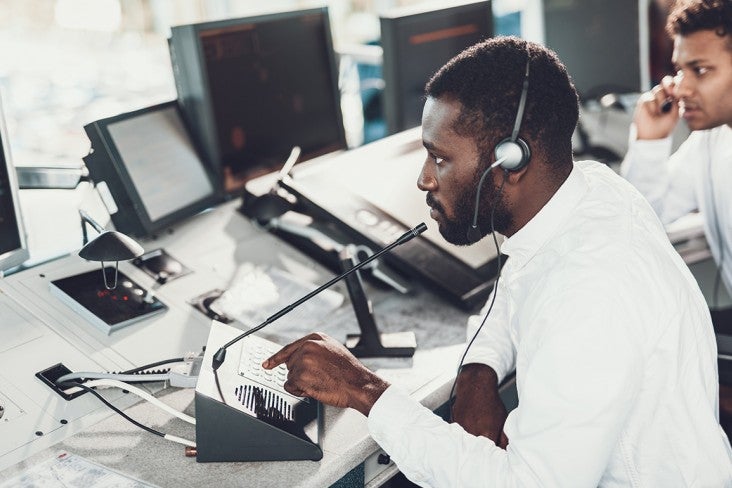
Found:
543,0 -> 649,100
380,0 -> 493,135
83,101 -> 220,238
169,7 -> 347,194
0,92 -> 29,274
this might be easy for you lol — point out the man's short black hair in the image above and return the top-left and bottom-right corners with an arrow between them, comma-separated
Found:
424,36 -> 578,170
667,0 -> 732,42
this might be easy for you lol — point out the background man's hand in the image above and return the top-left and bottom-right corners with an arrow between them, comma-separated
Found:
451,363 -> 509,449
263,332 -> 390,416
634,75 -> 680,140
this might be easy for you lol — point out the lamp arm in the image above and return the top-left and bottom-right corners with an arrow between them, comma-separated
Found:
79,209 -> 105,245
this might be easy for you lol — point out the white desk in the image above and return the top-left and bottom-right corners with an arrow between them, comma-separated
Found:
1,150 -> 726,487
0,198 -> 472,487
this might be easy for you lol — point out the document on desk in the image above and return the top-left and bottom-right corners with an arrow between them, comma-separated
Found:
210,263 -> 344,333
0,452 -> 156,488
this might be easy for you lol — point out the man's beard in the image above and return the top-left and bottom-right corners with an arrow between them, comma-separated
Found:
427,178 -> 511,246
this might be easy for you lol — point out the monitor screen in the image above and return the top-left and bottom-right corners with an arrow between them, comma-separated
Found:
542,0 -> 649,100
169,7 -> 347,194
380,0 -> 493,135
83,101 -> 220,238
0,93 -> 29,274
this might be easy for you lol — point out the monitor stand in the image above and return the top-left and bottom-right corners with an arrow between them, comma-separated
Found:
340,249 -> 416,358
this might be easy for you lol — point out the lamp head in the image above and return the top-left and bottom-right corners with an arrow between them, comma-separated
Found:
78,230 -> 144,262
77,211 -> 144,290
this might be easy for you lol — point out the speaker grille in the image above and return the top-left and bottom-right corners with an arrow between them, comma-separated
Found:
235,384 -> 294,421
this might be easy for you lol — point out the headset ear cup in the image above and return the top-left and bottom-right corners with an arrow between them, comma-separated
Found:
494,137 -> 530,172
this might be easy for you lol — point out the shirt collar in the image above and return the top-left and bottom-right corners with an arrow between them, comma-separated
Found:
500,163 -> 588,269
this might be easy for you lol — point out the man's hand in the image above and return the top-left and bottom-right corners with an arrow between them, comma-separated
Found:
263,332 -> 390,416
451,363 -> 509,449
634,75 -> 680,140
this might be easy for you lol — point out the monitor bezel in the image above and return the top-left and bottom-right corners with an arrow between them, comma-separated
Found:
173,6 -> 348,194
84,100 -> 222,237
541,0 -> 648,100
0,91 -> 30,274
380,0 -> 494,135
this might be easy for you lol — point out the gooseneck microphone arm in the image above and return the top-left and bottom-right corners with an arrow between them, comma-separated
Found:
211,222 -> 428,371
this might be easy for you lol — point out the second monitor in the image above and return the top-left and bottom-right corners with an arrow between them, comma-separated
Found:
380,0 -> 493,135
542,0 -> 649,100
83,101 -> 219,238
169,7 -> 347,194
0,90 -> 29,274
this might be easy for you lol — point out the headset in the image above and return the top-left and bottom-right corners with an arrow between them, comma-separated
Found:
467,50 -> 532,244
493,56 -> 532,173
449,47 -> 533,420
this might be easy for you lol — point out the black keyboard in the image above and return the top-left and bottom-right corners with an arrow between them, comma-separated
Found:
279,180 -> 498,310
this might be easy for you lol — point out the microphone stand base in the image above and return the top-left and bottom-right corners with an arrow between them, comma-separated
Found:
345,331 -> 416,358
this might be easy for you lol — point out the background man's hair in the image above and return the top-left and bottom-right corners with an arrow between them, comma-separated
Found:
666,0 -> 732,42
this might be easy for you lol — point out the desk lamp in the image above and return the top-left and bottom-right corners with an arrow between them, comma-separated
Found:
78,209 -> 143,289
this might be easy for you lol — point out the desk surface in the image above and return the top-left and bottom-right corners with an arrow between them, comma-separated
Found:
1,148 -> 723,487
0,198 -> 471,487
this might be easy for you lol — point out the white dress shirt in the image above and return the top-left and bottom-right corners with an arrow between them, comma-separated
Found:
620,124 -> 732,295
368,161 -> 732,487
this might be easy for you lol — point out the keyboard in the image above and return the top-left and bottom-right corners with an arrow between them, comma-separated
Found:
279,179 -> 498,309
236,334 -> 303,400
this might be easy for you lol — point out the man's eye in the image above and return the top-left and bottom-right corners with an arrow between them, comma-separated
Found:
432,155 -> 445,165
695,66 -> 709,76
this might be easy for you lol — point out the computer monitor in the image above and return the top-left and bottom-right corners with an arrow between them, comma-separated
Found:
169,7 -> 347,194
542,0 -> 650,100
0,92 -> 29,274
83,101 -> 220,238
380,0 -> 493,135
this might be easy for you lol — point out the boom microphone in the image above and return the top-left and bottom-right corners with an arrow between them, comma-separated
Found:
467,156 -> 507,244
211,222 -> 428,371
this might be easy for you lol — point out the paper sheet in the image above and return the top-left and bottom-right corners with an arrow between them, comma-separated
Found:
0,452 -> 156,488
210,263 -> 344,331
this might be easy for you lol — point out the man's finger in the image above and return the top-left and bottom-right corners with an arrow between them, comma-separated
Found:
262,339 -> 304,369
283,379 -> 306,398
262,333 -> 320,369
660,74 -> 676,94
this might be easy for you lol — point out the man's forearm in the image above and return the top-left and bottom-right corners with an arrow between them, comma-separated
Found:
456,363 -> 500,395
452,363 -> 508,447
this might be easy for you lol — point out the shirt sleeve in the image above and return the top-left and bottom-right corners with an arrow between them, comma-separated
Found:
620,125 -> 699,224
368,385 -> 516,488
461,276 -> 516,383
367,287 -> 644,488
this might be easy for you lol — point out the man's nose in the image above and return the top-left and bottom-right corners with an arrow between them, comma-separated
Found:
417,159 -> 436,191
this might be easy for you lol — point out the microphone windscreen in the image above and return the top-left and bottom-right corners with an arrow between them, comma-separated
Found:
466,225 -> 482,244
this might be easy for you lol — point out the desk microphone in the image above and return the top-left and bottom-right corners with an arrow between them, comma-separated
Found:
211,222 -> 428,371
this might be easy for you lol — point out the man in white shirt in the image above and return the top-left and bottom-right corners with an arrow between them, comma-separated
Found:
620,0 -> 732,436
620,0 -> 732,328
264,37 -> 732,486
